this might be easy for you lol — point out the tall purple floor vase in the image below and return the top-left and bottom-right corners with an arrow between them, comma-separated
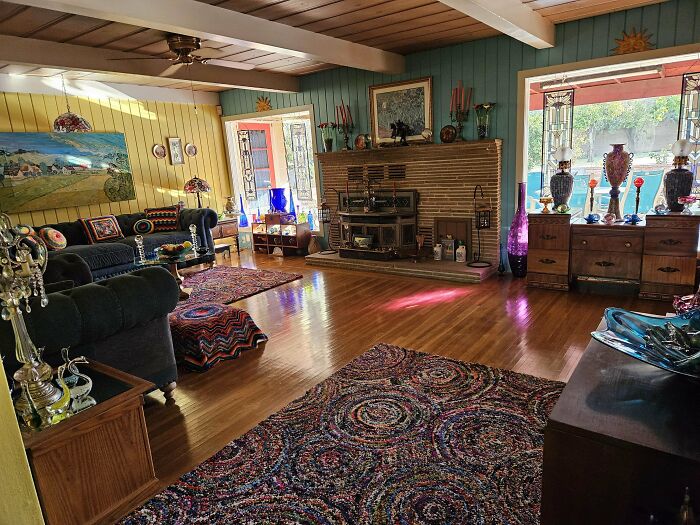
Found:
507,182 -> 528,278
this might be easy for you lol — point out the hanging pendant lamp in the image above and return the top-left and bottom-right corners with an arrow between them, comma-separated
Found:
53,74 -> 92,133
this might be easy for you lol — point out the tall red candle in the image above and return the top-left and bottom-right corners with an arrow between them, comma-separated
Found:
347,104 -> 353,126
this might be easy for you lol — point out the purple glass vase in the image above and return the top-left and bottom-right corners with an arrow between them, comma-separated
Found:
507,182 -> 528,278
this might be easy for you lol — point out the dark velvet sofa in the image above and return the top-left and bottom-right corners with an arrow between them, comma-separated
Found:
1,264 -> 181,399
37,208 -> 218,280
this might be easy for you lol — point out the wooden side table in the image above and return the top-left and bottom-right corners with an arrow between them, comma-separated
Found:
212,217 -> 240,255
542,330 -> 700,524
22,361 -> 158,525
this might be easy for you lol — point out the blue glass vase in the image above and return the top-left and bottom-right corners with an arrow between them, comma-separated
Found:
288,190 -> 297,222
270,188 -> 288,213
239,195 -> 249,227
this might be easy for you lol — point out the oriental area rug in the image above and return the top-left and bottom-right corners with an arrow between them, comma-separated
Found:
181,266 -> 302,305
120,344 -> 565,524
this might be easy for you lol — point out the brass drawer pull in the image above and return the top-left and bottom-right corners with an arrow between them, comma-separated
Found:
581,240 -> 588,246
660,239 -> 682,246
624,242 -> 632,248
595,261 -> 615,267
540,234 -> 557,240
539,258 -> 556,265
658,266 -> 680,273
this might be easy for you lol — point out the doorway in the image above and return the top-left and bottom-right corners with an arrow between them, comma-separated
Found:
223,105 -> 321,248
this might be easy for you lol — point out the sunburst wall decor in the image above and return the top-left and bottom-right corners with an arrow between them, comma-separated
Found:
612,28 -> 654,55
256,96 -> 272,112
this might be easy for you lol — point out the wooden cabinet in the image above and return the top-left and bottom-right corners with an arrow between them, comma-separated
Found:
252,213 -> 311,255
527,213 -> 700,300
24,362 -> 157,525
640,215 -> 700,300
542,332 -> 700,524
527,214 -> 570,290
212,218 -> 239,240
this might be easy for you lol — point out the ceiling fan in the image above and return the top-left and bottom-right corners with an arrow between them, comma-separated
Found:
109,34 -> 255,73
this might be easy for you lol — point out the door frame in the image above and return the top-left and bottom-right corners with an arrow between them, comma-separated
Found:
222,104 -> 324,233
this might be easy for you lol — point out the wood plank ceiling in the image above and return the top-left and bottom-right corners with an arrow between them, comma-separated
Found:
0,0 -> 668,91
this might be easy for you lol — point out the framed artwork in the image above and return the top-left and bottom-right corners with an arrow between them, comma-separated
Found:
0,132 -> 135,213
168,137 -> 184,165
369,77 -> 432,145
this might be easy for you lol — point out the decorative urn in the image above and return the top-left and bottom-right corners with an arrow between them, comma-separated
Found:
550,146 -> 574,207
603,143 -> 633,220
664,139 -> 694,213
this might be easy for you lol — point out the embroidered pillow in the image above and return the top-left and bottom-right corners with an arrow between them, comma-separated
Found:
80,215 -> 124,244
38,227 -> 67,251
145,206 -> 180,232
133,218 -> 155,235
15,224 -> 35,237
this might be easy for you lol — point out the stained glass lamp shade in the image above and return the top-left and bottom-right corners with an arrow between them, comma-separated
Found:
184,177 -> 211,208
53,111 -> 92,133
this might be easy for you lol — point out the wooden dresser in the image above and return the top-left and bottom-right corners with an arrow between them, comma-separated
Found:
527,213 -> 700,300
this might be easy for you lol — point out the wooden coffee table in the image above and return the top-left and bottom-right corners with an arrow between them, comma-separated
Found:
22,361 -> 158,525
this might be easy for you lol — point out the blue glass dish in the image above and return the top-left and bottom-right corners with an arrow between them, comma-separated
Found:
591,307 -> 700,379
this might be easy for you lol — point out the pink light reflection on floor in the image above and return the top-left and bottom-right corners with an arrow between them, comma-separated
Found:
384,288 -> 470,311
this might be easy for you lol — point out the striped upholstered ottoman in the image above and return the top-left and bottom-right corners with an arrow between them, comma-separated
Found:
169,302 -> 267,371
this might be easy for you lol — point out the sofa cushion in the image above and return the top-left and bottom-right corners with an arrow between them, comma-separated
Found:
145,206 -> 180,232
37,220 -> 88,246
59,243 -> 134,271
80,215 -> 125,244
133,218 -> 155,235
38,227 -> 67,251
116,212 -> 147,237
120,232 -> 192,255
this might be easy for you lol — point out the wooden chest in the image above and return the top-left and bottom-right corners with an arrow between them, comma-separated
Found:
526,213 -> 570,291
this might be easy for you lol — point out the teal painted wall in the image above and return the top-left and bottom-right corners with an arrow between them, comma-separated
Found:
221,0 -> 700,230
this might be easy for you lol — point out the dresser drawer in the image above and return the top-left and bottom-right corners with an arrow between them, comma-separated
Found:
571,232 -> 643,253
644,229 -> 698,257
529,224 -> 570,250
641,256 -> 696,285
570,250 -> 641,280
528,249 -> 569,275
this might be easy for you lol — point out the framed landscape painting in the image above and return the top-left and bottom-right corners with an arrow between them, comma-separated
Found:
369,77 -> 432,145
0,132 -> 135,213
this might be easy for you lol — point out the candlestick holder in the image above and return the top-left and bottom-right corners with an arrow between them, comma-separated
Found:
625,177 -> 645,224
135,235 -> 146,263
585,178 -> 600,223
339,123 -> 354,150
450,105 -> 468,141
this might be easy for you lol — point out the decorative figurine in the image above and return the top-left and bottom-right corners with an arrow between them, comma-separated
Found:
554,204 -> 570,214
603,143 -> 633,220
665,139 -> 695,212
585,178 -> 600,223
551,146 -> 574,207
679,195 -> 697,215
603,212 -> 616,225
61,348 -> 95,413
625,176 -> 645,224
135,235 -> 147,263
390,120 -> 412,146
539,196 -> 553,214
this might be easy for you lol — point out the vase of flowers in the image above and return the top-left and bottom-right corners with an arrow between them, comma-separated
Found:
474,103 -> 496,140
318,122 -> 337,152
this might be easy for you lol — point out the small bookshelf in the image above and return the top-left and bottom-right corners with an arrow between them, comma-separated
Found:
252,213 -> 311,255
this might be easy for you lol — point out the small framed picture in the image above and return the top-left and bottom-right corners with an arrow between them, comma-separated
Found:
168,137 -> 184,165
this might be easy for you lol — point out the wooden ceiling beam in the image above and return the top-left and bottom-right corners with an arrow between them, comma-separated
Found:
3,0 -> 406,74
435,0 -> 555,48
0,35 -> 300,92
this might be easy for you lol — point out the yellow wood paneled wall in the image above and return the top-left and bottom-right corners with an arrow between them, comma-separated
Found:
0,92 -> 231,226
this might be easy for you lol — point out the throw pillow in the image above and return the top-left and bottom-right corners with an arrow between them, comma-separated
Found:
38,227 -> 67,251
80,215 -> 125,244
133,218 -> 155,235
145,206 -> 180,232
15,224 -> 35,237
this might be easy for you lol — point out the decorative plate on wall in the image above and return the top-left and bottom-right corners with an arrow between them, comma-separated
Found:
152,144 -> 166,159
185,143 -> 198,157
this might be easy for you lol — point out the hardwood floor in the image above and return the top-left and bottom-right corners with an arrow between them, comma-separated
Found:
137,250 -> 668,514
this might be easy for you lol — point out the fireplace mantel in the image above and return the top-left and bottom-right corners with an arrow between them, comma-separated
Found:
316,140 -> 501,265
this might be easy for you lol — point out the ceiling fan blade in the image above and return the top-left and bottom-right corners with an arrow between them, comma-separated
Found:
204,58 -> 256,71
107,56 -> 171,61
160,63 -> 185,76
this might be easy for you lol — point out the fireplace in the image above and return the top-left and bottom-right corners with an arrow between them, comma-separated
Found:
338,189 -> 417,259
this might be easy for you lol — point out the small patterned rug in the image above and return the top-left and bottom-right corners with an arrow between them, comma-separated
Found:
121,344 -> 565,524
181,266 -> 302,305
